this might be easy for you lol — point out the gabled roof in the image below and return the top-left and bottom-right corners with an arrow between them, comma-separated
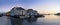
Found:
11,7 -> 25,10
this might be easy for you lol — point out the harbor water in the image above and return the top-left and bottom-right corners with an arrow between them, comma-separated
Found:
0,15 -> 60,25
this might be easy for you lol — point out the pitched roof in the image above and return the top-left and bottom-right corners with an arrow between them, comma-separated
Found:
12,7 -> 25,10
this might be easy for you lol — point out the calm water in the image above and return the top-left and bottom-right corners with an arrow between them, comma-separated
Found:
22,15 -> 60,25
0,15 -> 60,25
36,15 -> 60,25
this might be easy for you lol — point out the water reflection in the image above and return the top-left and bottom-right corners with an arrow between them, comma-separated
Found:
36,15 -> 60,25
21,15 -> 60,25
44,15 -> 58,21
44,15 -> 60,21
1,15 -> 60,25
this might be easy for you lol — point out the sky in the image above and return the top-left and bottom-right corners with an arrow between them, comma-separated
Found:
0,0 -> 60,14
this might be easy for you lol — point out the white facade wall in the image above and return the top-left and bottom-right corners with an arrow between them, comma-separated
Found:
14,10 -> 27,15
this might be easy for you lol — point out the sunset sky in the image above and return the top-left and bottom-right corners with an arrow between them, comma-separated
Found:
0,0 -> 60,14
